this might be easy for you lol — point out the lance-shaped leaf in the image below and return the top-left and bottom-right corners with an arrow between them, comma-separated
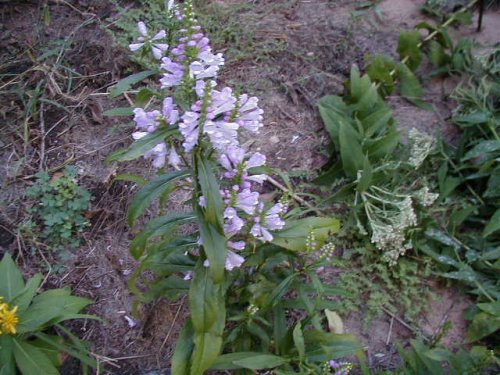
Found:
130,212 -> 196,259
211,352 -> 288,370
271,217 -> 340,251
12,339 -> 59,375
196,154 -> 224,230
105,126 -> 177,163
197,209 -> 226,283
171,320 -> 195,375
188,262 -> 226,375
339,121 -> 364,180
109,70 -> 156,98
128,169 -> 192,227
0,253 -> 25,302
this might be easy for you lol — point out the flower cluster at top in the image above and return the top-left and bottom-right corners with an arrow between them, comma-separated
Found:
0,298 -> 19,335
127,1 -> 286,272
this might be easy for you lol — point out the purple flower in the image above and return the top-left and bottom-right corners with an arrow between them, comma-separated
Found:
208,87 -> 236,119
219,146 -> 267,184
160,57 -> 184,88
132,132 -> 167,168
250,203 -> 285,242
189,51 -> 224,79
224,207 -> 245,236
179,111 -> 200,152
129,22 -> 168,60
235,188 -> 259,215
168,148 -> 181,168
133,108 -> 162,133
225,250 -> 244,271
235,94 -> 264,133
203,249 -> 244,271
162,97 -> 179,125
204,120 -> 239,151
195,80 -> 216,98
228,241 -> 245,250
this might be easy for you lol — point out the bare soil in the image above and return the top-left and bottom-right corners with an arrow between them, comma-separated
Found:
0,0 -> 498,373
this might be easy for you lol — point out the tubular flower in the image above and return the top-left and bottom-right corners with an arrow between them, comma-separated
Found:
129,21 -> 168,60
250,202 -> 286,242
0,298 -> 19,335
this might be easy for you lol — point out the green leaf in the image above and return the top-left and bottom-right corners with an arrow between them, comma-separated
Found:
17,289 -> 92,333
397,63 -> 423,99
466,312 -> 500,343
188,263 -> 225,375
484,174 -> 500,198
130,212 -> 196,259
113,173 -> 147,186
477,301 -> 500,316
366,129 -> 400,160
197,210 -> 226,283
0,335 -> 14,369
483,208 -> 500,238
10,274 -> 42,314
292,322 -> 305,361
338,122 -> 363,179
33,332 -> 97,370
453,111 -> 490,126
304,331 -> 362,362
264,274 -> 297,310
196,155 -> 224,230
211,352 -> 288,370
0,254 -> 25,302
128,169 -> 191,227
366,55 -> 396,96
271,217 -> 340,251
356,157 -> 372,192
102,107 -> 134,117
439,176 -> 462,199
361,105 -> 393,138
233,355 -> 288,370
109,70 -> 156,98
397,31 -> 422,71
105,126 -> 177,163
135,87 -> 160,107
171,320 -> 195,375
428,40 -> 450,68
12,339 -> 58,375
462,140 -> 500,163
318,95 -> 348,145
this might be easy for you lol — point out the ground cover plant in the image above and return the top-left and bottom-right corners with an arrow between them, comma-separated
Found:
316,1 -> 499,372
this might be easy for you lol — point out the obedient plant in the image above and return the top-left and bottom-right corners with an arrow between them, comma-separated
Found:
107,1 -> 364,374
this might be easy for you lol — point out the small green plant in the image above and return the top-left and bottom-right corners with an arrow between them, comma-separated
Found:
333,239 -> 432,327
25,166 -> 91,250
0,254 -> 98,374
417,46 -> 500,345
377,339 -> 495,374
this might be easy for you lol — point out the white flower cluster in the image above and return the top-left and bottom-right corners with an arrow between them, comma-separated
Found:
414,186 -> 439,207
408,128 -> 435,169
362,187 -> 418,266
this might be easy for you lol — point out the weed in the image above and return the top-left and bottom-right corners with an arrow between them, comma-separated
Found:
332,230 -> 432,328
25,166 -> 91,250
